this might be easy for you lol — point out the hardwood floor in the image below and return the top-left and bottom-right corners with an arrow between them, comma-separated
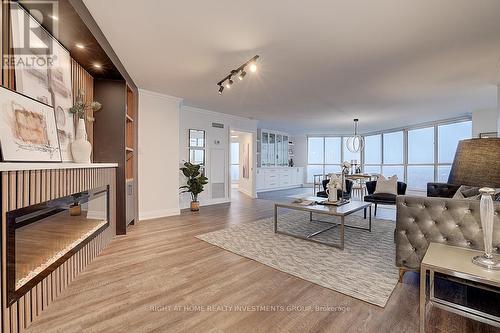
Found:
26,192 -> 498,333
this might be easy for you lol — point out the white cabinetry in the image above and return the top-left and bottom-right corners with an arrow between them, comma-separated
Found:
257,129 -> 290,167
256,167 -> 304,192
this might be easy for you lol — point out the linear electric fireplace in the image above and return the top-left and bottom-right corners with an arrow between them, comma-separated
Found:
6,186 -> 109,305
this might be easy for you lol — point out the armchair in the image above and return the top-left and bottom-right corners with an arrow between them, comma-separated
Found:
316,179 -> 354,200
427,138 -> 500,197
364,180 -> 407,215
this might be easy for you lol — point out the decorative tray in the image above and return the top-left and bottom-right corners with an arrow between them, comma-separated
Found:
316,199 -> 350,207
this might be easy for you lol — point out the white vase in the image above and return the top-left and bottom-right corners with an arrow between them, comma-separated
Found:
472,187 -> 500,270
71,119 -> 92,163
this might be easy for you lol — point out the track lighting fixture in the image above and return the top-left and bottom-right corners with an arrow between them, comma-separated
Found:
238,70 -> 246,80
216,55 -> 259,94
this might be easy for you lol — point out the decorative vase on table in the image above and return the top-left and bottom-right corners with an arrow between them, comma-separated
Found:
472,187 -> 500,270
71,119 -> 92,163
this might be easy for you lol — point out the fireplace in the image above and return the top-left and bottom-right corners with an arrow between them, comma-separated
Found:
6,186 -> 109,305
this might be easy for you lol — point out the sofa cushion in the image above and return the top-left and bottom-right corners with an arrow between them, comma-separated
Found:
364,193 -> 397,203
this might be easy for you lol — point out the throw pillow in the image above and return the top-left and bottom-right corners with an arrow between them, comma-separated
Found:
452,185 -> 481,200
375,175 -> 398,195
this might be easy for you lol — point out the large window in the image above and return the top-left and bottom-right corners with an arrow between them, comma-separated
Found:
307,137 -> 342,182
362,119 -> 471,190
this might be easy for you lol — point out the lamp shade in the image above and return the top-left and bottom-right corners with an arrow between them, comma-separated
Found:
448,138 -> 500,188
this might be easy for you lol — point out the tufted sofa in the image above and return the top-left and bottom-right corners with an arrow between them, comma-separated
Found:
395,195 -> 500,279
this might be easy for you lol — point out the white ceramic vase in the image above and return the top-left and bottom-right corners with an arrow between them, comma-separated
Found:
71,119 -> 92,163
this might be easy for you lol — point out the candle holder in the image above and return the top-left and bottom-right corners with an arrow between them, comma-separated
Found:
472,187 -> 500,270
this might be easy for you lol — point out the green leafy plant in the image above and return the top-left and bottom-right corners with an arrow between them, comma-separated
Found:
69,90 -> 102,120
179,161 -> 208,202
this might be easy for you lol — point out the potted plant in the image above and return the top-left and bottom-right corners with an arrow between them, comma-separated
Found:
69,90 -> 102,163
179,161 -> 208,211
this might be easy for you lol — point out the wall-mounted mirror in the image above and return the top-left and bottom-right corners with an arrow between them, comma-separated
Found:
189,129 -> 205,148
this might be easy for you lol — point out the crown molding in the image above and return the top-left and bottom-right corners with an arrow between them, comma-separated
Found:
138,89 -> 184,103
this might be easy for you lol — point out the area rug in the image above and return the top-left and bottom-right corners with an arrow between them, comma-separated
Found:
196,211 -> 399,307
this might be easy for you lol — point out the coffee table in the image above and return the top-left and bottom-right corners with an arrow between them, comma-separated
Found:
273,197 -> 372,250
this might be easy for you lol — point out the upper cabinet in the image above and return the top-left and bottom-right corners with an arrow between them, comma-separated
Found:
257,129 -> 291,167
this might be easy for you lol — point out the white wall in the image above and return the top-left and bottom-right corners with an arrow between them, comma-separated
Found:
472,108 -> 498,138
138,89 -> 182,220
180,106 -> 258,208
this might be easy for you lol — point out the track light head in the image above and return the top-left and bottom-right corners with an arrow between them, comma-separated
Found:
238,70 -> 247,80
225,78 -> 234,89
218,85 -> 224,94
249,62 -> 257,72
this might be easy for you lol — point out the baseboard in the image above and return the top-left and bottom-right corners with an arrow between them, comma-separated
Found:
139,208 -> 181,221
256,185 -> 303,193
238,187 -> 256,198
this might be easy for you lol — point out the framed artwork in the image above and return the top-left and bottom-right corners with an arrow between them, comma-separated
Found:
10,2 -> 53,105
479,132 -> 497,138
0,86 -> 62,162
10,2 -> 74,161
50,43 -> 74,161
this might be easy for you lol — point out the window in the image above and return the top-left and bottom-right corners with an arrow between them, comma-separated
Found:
364,135 -> 381,164
230,142 -> 239,182
362,119 -> 472,191
438,121 -> 472,163
306,136 -> 343,182
383,131 -> 403,164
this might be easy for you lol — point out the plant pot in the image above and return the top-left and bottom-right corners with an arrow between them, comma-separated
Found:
69,204 -> 81,216
190,201 -> 200,212
71,119 -> 92,163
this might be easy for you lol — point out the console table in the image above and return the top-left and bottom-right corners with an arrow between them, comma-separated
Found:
420,243 -> 500,333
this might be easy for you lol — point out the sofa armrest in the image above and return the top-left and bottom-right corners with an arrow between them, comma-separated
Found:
427,182 -> 460,197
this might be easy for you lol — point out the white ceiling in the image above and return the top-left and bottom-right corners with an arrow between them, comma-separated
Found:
83,0 -> 500,134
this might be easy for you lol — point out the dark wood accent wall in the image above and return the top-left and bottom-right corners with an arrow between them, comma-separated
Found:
1,167 -> 116,333
93,79 -> 129,234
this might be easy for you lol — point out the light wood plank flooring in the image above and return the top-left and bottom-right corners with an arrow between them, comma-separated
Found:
26,192 -> 498,333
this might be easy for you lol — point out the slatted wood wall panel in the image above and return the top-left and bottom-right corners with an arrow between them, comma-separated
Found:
1,167 -> 116,333
71,59 -> 95,151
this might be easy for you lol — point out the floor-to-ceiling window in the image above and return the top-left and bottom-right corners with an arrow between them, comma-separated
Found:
362,118 -> 472,190
306,136 -> 343,182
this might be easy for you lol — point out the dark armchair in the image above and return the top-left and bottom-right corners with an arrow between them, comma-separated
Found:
427,138 -> 500,197
364,180 -> 407,215
316,179 -> 354,200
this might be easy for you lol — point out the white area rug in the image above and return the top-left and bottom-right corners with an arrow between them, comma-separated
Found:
196,211 -> 399,307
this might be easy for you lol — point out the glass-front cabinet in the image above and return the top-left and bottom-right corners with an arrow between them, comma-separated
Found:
258,129 -> 291,167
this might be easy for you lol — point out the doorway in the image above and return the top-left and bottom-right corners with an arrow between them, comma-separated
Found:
230,130 -> 255,198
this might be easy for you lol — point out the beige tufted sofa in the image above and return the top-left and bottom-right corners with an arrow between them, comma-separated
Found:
395,195 -> 500,280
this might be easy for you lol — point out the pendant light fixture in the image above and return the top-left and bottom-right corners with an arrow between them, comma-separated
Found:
346,119 -> 364,153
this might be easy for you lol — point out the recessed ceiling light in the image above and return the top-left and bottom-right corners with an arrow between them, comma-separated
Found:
49,15 -> 58,20
231,135 -> 238,138
93,63 -> 102,69
76,43 -> 85,49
